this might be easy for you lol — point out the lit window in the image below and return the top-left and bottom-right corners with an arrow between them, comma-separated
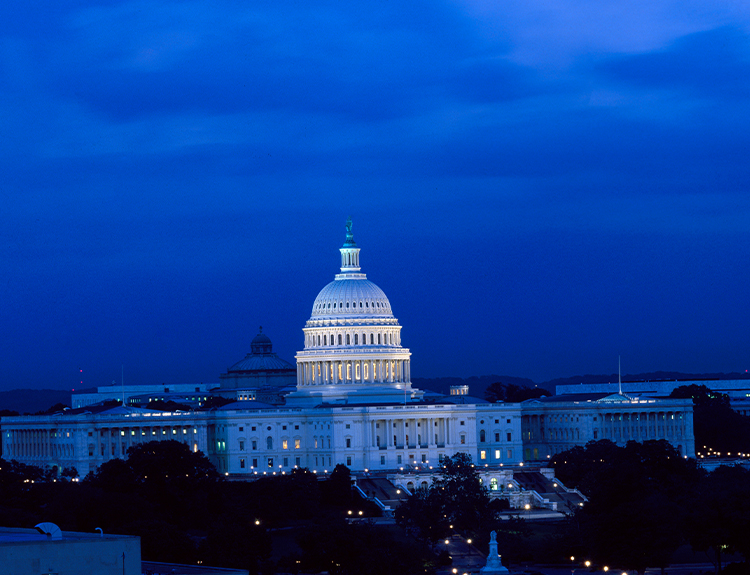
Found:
283,440 -> 288,450
480,450 -> 486,460
295,439 -> 300,449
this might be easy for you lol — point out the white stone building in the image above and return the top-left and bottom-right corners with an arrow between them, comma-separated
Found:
1,220 -> 694,476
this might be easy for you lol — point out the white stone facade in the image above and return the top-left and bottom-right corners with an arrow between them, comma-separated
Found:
0,221 -> 696,476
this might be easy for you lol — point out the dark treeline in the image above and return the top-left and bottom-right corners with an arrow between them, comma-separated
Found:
0,441 -> 427,575
553,439 -> 750,574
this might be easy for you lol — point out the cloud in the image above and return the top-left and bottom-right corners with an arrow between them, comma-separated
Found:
596,26 -> 750,100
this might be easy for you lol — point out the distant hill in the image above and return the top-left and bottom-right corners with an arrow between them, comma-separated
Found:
0,389 -> 73,415
412,375 -> 539,399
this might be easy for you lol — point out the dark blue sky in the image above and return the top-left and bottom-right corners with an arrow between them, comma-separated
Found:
2,1 -> 749,390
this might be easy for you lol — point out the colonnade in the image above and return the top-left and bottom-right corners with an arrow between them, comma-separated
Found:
3,423 -> 205,463
298,358 -> 410,386
369,415 -> 450,449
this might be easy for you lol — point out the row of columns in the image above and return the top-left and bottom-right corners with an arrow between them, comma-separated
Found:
305,330 -> 400,348
369,417 -> 451,448
4,425 -> 202,461
601,411 -> 686,441
298,358 -> 410,386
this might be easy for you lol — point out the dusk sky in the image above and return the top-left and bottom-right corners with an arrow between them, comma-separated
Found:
3,1 -> 750,391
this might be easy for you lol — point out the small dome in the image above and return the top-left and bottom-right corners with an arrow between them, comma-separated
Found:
250,327 -> 272,354
227,354 -> 295,372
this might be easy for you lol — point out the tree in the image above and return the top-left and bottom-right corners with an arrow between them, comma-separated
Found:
125,440 -> 220,487
560,440 -> 701,574
320,463 -> 353,507
670,385 -> 750,455
687,465 -> 750,573
396,453 -> 494,541
484,382 -> 550,403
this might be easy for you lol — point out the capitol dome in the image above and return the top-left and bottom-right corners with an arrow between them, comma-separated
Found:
311,278 -> 393,318
290,218 -> 420,405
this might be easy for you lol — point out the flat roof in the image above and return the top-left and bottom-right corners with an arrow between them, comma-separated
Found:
0,527 -> 136,545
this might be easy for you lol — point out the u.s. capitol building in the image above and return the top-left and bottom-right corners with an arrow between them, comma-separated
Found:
1,222 -> 695,477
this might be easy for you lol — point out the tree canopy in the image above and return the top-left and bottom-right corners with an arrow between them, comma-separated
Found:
670,384 -> 750,455
484,381 -> 550,403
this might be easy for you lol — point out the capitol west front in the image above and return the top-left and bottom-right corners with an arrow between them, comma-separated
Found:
1,222 -> 695,477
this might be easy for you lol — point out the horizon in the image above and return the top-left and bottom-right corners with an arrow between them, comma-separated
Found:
3,2 -> 749,391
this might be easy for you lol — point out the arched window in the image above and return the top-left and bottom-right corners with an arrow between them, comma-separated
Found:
378,333 -> 381,344
346,334 -> 350,345
338,334 -> 342,345
324,335 -> 327,345
370,333 -> 374,344
354,334 -> 358,344
267,437 -> 273,449
480,429 -> 486,442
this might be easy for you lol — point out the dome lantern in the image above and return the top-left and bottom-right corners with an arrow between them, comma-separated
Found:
339,217 -> 361,273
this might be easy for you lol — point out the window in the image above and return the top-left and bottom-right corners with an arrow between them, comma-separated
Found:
460,434 -> 466,445
282,425 -> 287,430
295,439 -> 301,449
268,458 -> 273,468
240,458 -> 246,469
490,478 -> 498,491
346,424 -> 350,429
346,438 -> 351,448
495,433 -> 500,442
460,421 -> 465,426
239,426 -> 244,432
251,426 -> 256,431
282,440 -> 288,450
283,457 -> 288,467
239,441 -> 245,450
252,458 -> 258,468
507,449 -> 513,459
252,440 -> 257,450
506,418 -> 511,424
480,450 -> 486,460
267,437 -> 273,449
347,456 -> 352,466
354,334 -> 358,344
397,455 -> 402,464
421,454 -> 427,463
495,449 -> 501,459
338,334 -> 342,345
479,430 -> 486,442
346,334 -> 350,344
507,432 -> 512,442
381,456 -> 385,465
295,457 -> 301,466
295,425 -> 299,430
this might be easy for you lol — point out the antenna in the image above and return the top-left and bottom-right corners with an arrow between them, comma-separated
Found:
618,355 -> 622,395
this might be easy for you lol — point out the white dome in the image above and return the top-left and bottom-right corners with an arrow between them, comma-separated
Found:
311,278 -> 393,318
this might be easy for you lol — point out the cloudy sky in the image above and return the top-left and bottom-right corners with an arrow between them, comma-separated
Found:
2,1 -> 750,390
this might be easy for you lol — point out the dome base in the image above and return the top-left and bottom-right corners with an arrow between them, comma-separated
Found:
286,383 -> 424,407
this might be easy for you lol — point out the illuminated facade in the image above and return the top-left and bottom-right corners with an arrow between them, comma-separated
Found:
0,221 -> 695,476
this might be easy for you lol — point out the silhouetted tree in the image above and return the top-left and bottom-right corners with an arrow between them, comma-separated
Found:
670,384 -> 750,455
484,382 -> 550,403
396,453 -> 494,541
